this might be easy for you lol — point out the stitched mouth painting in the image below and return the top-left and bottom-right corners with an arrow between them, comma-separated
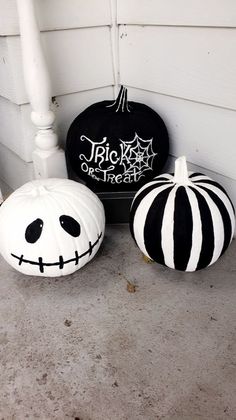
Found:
11,231 -> 103,274
0,179 -> 105,277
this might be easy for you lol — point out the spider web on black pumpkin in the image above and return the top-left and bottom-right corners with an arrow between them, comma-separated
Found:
120,133 -> 158,177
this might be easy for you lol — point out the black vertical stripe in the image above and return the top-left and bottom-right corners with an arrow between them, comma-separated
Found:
173,187 -> 193,271
129,181 -> 171,240
190,188 -> 215,270
199,186 -> 232,256
189,172 -> 204,178
195,180 -> 235,215
144,186 -> 173,265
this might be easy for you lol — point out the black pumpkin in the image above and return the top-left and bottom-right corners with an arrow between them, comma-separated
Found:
66,86 -> 169,191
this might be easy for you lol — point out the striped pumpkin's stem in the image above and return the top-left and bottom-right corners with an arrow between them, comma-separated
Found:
173,156 -> 191,185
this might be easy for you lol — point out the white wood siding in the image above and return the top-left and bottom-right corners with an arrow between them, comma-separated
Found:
0,0 -> 111,35
128,88 -> 236,182
0,0 -> 236,202
119,25 -> 236,111
0,87 -> 114,163
0,142 -> 34,190
117,0 -> 236,27
0,27 -> 114,104
0,0 -> 115,188
118,2 -> 236,207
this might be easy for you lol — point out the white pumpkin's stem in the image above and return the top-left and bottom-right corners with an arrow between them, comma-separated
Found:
173,156 -> 190,185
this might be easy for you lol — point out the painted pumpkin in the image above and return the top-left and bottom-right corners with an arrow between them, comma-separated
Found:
66,85 -> 169,191
130,156 -> 235,272
0,178 -> 105,277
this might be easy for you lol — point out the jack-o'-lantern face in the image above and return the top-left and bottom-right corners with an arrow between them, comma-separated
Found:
0,179 -> 105,277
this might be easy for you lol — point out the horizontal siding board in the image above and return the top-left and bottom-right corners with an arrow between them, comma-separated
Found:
127,87 -> 236,181
119,25 -> 236,111
0,142 -> 34,190
0,87 -> 114,162
0,38 -> 13,102
0,178 -> 13,198
0,0 -> 111,36
0,96 -> 25,159
0,27 -> 114,104
117,0 -> 236,27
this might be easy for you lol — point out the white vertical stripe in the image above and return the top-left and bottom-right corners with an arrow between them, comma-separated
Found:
193,185 -> 225,267
153,173 -> 174,181
133,184 -> 171,259
185,187 -> 202,272
131,177 -> 173,207
195,182 -> 235,241
190,175 -> 213,182
161,185 -> 178,269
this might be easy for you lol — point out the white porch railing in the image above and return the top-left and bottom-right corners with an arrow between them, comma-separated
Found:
16,0 -> 67,179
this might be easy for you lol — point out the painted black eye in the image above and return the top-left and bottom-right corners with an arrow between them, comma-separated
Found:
59,215 -> 81,237
25,218 -> 43,243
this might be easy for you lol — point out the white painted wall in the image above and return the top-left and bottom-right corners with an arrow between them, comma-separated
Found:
0,27 -> 114,104
0,0 -> 112,35
0,0 -> 236,208
118,0 -> 236,207
0,0 -> 115,187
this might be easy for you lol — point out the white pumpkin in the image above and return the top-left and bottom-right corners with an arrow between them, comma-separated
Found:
0,178 -> 105,277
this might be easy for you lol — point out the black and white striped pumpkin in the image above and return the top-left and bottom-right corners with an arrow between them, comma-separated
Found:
130,156 -> 235,272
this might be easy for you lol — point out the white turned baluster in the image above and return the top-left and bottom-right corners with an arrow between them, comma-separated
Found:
16,0 -> 67,179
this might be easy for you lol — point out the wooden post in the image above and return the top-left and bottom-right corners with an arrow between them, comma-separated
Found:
16,0 -> 67,179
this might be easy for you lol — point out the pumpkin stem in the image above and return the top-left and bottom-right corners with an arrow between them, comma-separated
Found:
106,85 -> 130,113
173,156 -> 191,185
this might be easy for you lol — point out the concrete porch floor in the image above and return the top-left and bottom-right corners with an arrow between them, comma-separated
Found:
0,224 -> 236,419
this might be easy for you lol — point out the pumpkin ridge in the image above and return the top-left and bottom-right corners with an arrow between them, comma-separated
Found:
185,187 -> 203,272
52,185 -> 103,212
196,186 -> 232,256
50,191 -> 94,260
55,189 -> 104,237
130,182 -> 171,240
189,186 -> 216,270
194,182 -> 235,239
194,180 -> 235,214
45,192 -> 72,269
144,185 -> 174,265
173,186 -> 193,271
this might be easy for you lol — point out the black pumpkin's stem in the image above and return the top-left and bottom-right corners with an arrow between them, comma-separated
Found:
106,85 -> 130,113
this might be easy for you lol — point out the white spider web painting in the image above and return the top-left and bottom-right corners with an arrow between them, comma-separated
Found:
120,133 -> 158,180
